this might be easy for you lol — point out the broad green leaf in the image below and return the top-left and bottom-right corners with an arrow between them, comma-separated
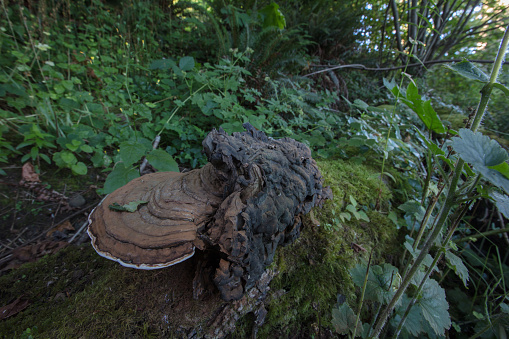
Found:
445,60 -> 489,83
101,162 -> 140,194
146,149 -> 179,172
398,200 -> 425,220
109,200 -> 148,212
331,303 -> 364,336
258,2 -> 286,29
350,263 -> 399,304
60,151 -> 77,165
411,272 -> 451,336
492,192 -> 509,219
71,162 -> 87,175
403,82 -> 446,134
493,83 -> 509,97
149,58 -> 176,70
179,56 -> 195,71
451,129 -> 509,194
445,251 -> 469,288
488,161 -> 509,179
393,294 -> 424,337
501,303 -> 509,314
119,141 -> 150,167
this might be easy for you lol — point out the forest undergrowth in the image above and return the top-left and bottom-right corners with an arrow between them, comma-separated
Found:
1,0 -> 509,337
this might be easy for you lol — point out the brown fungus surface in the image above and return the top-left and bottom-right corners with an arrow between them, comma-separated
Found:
88,123 -> 331,301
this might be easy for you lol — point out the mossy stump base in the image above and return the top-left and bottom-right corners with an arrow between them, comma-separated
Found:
0,159 -> 400,338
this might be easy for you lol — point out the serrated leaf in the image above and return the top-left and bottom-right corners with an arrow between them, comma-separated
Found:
119,141 -> 149,167
398,200 -> 425,220
393,294 -> 424,337
492,192 -> 509,219
350,263 -> 399,304
488,161 -> 509,179
145,149 -> 179,172
451,129 -> 509,193
179,56 -> 195,71
411,272 -> 451,336
109,200 -> 148,212
445,60 -> 489,83
101,162 -> 140,194
331,303 -> 364,336
493,83 -> 509,97
445,251 -> 469,288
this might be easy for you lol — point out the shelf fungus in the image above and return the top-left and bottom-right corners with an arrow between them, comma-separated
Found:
87,123 -> 332,301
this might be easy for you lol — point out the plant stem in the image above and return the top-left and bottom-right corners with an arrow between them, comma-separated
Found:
353,251 -> 373,339
470,24 -> 509,132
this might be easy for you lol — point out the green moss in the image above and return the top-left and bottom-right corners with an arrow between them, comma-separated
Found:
0,158 -> 401,338
259,158 -> 399,336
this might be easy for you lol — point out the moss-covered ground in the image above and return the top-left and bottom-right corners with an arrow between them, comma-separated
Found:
0,158 -> 401,338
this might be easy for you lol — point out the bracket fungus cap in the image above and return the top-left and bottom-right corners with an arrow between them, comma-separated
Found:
87,163 -> 224,269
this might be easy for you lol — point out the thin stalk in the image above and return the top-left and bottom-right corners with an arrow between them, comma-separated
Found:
470,24 -> 509,132
394,202 -> 470,338
454,227 -> 509,244
353,251 -> 373,339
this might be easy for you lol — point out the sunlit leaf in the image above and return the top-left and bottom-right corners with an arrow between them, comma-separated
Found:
451,129 -> 509,193
445,60 -> 489,83
258,2 -> 286,29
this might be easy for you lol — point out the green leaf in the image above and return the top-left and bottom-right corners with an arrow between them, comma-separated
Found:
492,192 -> 509,219
500,303 -> 509,314
403,238 -> 436,271
393,294 -> 424,337
411,272 -> 451,336
258,2 -> 286,29
331,303 -> 364,336
451,129 -> 509,193
60,151 -> 77,165
108,200 -> 148,212
445,251 -> 469,288
145,149 -> 179,172
179,56 -> 195,71
101,162 -> 140,194
350,263 -> 399,304
493,83 -> 509,96
71,162 -> 87,175
403,82 -> 446,134
119,141 -> 149,167
445,60 -> 489,83
488,161 -> 509,180
398,200 -> 425,220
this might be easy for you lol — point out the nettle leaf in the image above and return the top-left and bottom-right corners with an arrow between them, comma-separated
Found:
445,251 -> 469,288
101,162 -> 140,194
451,129 -> 509,194
492,192 -> 509,219
146,149 -> 179,172
445,60 -> 489,83
411,272 -> 451,336
392,294 -> 424,337
179,56 -> 195,71
109,200 -> 148,212
350,263 -> 399,304
331,303 -> 364,336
